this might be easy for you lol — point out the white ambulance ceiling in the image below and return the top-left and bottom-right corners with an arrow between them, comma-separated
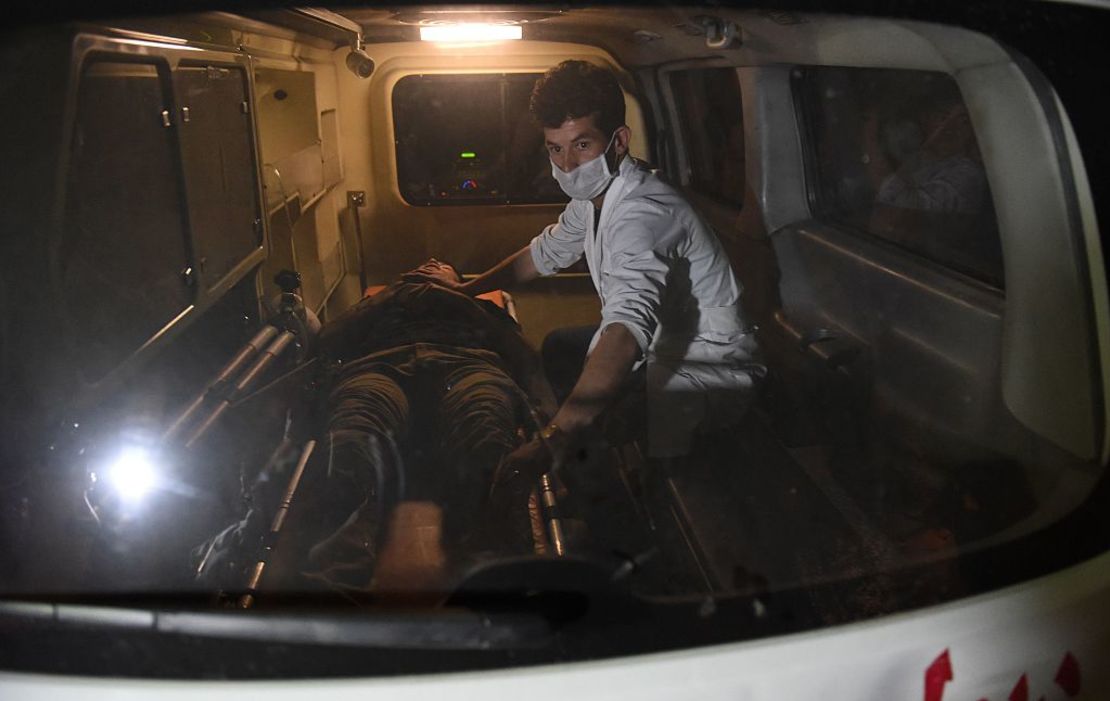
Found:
244,5 -> 825,67
234,5 -> 1012,73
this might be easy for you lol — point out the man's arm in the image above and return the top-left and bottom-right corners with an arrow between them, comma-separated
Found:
541,206 -> 669,452
550,323 -> 641,436
409,203 -> 589,295
498,323 -> 639,479
459,245 -> 539,297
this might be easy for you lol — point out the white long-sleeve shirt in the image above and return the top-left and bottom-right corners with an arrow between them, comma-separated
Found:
529,157 -> 762,456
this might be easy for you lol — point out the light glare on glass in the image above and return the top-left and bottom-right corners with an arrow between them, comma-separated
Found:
107,447 -> 158,502
419,24 -> 523,42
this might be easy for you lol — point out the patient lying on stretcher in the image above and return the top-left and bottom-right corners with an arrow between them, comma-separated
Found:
195,260 -> 557,599
305,259 -> 557,590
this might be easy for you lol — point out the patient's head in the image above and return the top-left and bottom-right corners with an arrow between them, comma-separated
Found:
408,258 -> 462,285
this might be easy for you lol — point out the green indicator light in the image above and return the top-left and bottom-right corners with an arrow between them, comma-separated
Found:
460,151 -> 476,159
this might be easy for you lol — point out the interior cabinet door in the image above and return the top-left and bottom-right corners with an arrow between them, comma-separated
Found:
174,63 -> 262,292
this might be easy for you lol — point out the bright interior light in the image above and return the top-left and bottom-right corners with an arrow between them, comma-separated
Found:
107,447 -> 158,502
419,24 -> 523,42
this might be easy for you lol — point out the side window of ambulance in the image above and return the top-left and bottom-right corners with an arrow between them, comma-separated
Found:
669,68 -> 745,206
795,66 -> 1003,287
392,73 -> 568,206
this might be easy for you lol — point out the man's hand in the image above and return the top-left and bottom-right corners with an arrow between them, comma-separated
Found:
486,437 -> 549,515
491,426 -> 570,497
504,437 -> 553,480
401,258 -> 464,291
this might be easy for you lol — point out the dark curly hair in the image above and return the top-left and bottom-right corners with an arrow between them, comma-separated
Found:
529,60 -> 626,137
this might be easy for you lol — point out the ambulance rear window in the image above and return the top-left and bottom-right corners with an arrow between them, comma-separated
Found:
392,73 -> 568,206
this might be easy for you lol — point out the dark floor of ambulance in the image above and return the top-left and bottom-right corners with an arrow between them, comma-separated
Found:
504,404 -> 963,626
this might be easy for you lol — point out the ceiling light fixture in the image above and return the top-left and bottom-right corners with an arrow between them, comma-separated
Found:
419,24 -> 523,42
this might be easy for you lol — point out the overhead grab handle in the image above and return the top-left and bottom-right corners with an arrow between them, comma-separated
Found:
694,15 -> 741,50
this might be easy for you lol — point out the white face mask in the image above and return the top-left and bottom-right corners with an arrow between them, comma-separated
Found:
550,132 -> 619,200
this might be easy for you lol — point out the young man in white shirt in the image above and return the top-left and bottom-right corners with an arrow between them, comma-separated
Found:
410,60 -> 761,477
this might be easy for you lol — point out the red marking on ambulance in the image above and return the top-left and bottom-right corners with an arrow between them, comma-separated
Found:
1054,652 -> 1081,697
924,649 -> 953,701
1008,673 -> 1029,701
924,649 -> 1081,701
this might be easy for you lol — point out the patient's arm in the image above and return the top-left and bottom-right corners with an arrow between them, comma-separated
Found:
316,274 -> 556,418
408,283 -> 558,416
480,312 -> 558,418
314,282 -> 480,359
318,280 -> 481,349
315,288 -> 396,359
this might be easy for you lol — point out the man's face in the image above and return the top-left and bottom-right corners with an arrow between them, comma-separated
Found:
544,113 -> 630,174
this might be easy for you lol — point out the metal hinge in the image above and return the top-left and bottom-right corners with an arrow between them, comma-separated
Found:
241,101 -> 250,114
